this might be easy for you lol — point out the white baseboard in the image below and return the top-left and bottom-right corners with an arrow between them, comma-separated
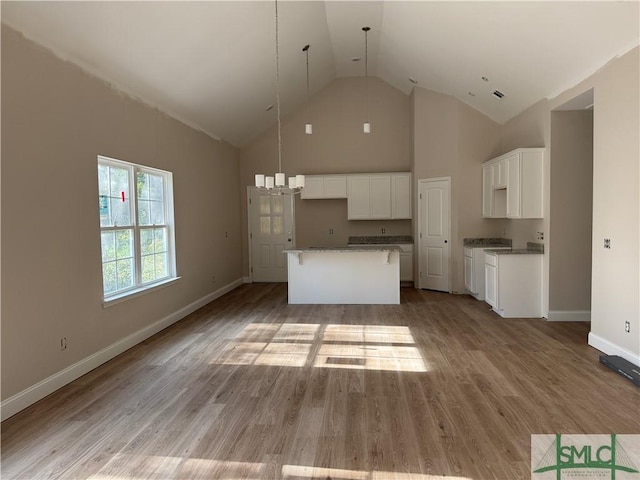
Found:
547,310 -> 591,322
1,278 -> 244,422
588,332 -> 640,366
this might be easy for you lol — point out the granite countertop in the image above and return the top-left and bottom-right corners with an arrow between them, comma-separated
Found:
485,242 -> 544,255
348,235 -> 413,245
286,246 -> 403,253
463,237 -> 512,247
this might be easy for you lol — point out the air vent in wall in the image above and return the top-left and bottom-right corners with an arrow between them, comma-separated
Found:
493,90 -> 505,99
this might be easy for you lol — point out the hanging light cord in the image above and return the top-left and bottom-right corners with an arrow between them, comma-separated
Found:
304,45 -> 310,101
275,0 -> 282,173
363,27 -> 370,122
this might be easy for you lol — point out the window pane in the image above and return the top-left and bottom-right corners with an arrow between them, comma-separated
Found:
260,196 -> 270,215
155,252 -> 168,278
110,167 -> 129,200
110,197 -> 131,226
137,172 -> 149,200
116,259 -> 134,289
260,217 -> 270,235
272,216 -> 283,235
99,195 -> 111,227
149,174 -> 164,201
115,229 -> 133,260
150,200 -> 165,225
272,196 -> 283,214
141,255 -> 155,283
140,229 -> 153,255
98,165 -> 110,196
102,261 -> 117,294
101,231 -> 116,262
154,228 -> 167,252
138,199 -> 150,226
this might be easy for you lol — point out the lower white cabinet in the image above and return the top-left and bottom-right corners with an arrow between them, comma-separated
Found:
484,252 -> 543,318
350,243 -> 413,283
398,244 -> 414,282
464,246 -> 509,301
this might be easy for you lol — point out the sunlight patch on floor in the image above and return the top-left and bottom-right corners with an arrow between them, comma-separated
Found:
86,455 -> 473,479
211,323 -> 428,372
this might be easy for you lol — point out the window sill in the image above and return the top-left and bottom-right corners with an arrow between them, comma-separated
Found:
103,277 -> 181,308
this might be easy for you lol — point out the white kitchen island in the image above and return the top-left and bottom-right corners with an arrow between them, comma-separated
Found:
285,247 -> 401,304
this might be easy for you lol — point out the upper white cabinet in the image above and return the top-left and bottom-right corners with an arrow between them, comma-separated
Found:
482,148 -> 544,219
300,175 -> 347,199
391,173 -> 412,219
506,150 -> 544,219
347,173 -> 412,220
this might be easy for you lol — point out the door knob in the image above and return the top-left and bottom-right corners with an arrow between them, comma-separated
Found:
444,240 -> 448,243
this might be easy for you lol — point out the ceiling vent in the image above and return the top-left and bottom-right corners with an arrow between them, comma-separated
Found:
492,90 -> 505,99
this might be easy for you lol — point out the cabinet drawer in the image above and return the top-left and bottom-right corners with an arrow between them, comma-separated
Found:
484,252 -> 498,267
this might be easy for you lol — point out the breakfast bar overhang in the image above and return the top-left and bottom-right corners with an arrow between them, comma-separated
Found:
285,247 -> 401,304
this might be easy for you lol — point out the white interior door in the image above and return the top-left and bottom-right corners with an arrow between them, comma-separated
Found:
248,188 -> 294,282
418,178 -> 451,292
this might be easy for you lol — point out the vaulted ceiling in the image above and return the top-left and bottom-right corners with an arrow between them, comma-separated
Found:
2,1 -> 639,147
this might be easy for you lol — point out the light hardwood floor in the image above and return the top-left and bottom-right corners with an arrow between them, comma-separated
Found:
2,284 -> 639,479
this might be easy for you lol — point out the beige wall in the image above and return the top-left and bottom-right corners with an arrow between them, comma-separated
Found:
411,87 -> 502,292
239,77 -> 412,272
501,47 -> 639,361
549,110 -> 593,312
1,26 -> 243,401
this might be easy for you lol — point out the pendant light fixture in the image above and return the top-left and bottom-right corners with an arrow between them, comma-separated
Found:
303,44 -> 312,135
254,0 -> 305,194
362,26 -> 371,134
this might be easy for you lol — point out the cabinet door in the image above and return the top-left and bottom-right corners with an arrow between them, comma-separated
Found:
347,176 -> 371,219
323,176 -> 347,198
484,263 -> 498,308
493,160 -> 507,188
369,175 -> 392,219
300,176 -> 324,199
482,165 -> 493,218
391,174 -> 412,219
464,255 -> 473,293
506,154 -> 521,218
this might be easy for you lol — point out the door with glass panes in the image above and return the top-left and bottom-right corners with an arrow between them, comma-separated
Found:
248,188 -> 294,282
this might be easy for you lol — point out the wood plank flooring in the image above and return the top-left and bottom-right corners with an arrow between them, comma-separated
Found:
2,284 -> 639,479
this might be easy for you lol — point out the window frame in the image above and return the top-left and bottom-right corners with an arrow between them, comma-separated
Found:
98,155 -> 178,304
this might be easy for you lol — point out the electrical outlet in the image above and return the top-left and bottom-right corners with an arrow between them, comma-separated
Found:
329,228 -> 334,235
381,228 -> 386,234
604,238 -> 611,249
212,275 -> 217,284
625,321 -> 630,333
60,337 -> 67,351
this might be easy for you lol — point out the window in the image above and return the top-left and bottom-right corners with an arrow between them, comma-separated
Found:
97,155 -> 177,301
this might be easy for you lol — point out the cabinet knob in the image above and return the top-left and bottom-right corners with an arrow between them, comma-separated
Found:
444,240 -> 448,244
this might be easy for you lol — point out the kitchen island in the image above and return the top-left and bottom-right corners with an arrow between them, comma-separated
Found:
285,246 -> 401,304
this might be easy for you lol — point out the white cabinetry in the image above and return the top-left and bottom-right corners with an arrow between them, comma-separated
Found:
347,173 -> 412,220
464,246 -> 509,300
506,150 -> 544,219
392,173 -> 412,219
399,244 -> 414,282
300,175 -> 347,199
484,252 -> 543,318
482,148 -> 544,219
